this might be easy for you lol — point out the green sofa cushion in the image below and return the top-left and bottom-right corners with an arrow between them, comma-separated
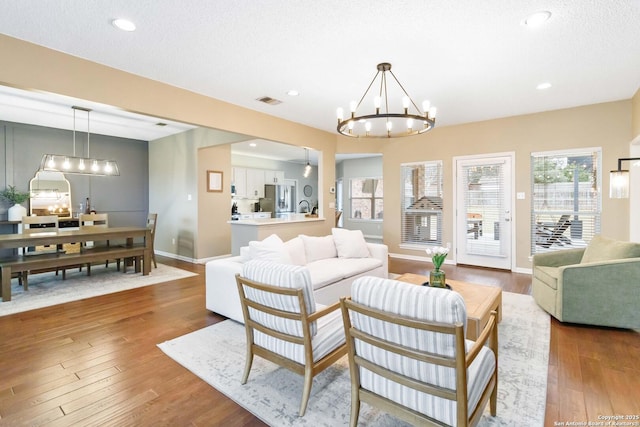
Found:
534,266 -> 560,290
581,235 -> 640,264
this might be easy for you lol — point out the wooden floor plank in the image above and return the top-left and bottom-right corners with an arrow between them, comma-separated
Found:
0,256 -> 638,425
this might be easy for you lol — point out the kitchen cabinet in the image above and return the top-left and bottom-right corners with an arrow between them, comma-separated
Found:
264,170 -> 285,184
253,212 -> 271,219
232,167 -> 247,198
246,168 -> 265,198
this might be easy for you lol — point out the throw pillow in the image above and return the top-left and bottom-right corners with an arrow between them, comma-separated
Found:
300,234 -> 337,263
248,234 -> 291,264
332,227 -> 371,258
284,237 -> 307,266
581,235 -> 640,264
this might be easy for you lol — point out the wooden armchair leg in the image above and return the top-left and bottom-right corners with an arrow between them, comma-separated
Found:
299,368 -> 313,416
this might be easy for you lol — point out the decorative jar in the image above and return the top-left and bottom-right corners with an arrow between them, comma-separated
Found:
429,268 -> 447,288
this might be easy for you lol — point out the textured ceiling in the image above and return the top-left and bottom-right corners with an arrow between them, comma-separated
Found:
1,0 -> 639,137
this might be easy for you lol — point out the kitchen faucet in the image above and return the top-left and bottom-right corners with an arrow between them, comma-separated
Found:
298,199 -> 310,213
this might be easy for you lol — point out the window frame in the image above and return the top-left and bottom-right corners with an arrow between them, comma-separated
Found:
530,147 -> 601,255
400,160 -> 444,249
348,176 -> 383,221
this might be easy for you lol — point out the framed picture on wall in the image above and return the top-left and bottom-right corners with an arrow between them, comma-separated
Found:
207,170 -> 223,192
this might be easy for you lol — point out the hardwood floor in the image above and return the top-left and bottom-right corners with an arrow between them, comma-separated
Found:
0,256 -> 638,426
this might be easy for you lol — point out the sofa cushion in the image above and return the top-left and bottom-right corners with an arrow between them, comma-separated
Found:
300,234 -> 337,263
332,227 -> 371,258
284,236 -> 307,266
533,266 -> 560,290
581,235 -> 640,264
248,234 -> 291,264
306,257 -> 384,290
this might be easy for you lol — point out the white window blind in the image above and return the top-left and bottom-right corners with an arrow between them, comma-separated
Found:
531,149 -> 601,255
461,161 -> 506,257
401,161 -> 443,246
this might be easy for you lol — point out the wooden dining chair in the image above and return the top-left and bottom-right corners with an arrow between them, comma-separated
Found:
146,213 -> 158,268
19,215 -> 61,289
78,213 -> 120,274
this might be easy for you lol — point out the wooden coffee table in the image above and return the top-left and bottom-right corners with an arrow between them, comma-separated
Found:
395,273 -> 502,341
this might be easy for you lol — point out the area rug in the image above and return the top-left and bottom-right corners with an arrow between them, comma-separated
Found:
0,263 -> 197,317
158,291 -> 550,426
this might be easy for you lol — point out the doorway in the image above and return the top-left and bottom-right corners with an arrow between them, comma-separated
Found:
454,153 -> 514,270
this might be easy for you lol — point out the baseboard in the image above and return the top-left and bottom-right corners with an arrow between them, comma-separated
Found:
155,250 -> 197,264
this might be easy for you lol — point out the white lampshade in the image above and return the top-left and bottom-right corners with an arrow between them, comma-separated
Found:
609,170 -> 629,198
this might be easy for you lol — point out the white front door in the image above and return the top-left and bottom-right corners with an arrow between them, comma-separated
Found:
455,154 -> 514,270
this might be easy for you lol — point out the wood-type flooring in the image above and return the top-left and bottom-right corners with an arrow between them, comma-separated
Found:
0,256 -> 638,426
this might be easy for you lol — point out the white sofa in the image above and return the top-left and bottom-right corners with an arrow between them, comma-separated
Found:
205,230 -> 388,323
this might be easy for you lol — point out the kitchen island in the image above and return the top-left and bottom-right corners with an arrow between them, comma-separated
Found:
228,214 -> 326,255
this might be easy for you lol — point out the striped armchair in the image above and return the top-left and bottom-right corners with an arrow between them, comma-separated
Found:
235,260 -> 347,416
340,276 -> 498,427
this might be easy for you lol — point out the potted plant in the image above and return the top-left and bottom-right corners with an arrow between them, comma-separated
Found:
1,185 -> 30,221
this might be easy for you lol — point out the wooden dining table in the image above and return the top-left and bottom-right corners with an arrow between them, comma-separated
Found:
0,226 -> 151,302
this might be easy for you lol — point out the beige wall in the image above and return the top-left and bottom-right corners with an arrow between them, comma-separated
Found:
1,34 -> 637,267
379,101 -> 632,269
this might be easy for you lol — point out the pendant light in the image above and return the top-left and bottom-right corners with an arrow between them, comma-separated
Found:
303,148 -> 312,178
40,106 -> 120,176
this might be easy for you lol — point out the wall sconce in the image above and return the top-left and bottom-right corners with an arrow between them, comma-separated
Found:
609,157 -> 640,198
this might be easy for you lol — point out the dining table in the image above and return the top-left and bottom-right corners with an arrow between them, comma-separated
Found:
0,226 -> 151,302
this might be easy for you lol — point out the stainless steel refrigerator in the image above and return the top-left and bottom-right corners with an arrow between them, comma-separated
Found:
260,184 -> 295,218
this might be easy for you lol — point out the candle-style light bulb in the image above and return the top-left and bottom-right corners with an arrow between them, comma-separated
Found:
422,100 -> 431,114
336,107 -> 344,120
402,96 -> 410,110
349,101 -> 357,113
428,106 -> 437,119
374,96 -> 381,109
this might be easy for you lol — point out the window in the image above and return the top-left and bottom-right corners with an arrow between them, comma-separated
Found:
349,178 -> 383,220
400,161 -> 444,246
531,148 -> 601,255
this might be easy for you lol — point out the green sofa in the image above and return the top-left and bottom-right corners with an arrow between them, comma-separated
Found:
532,235 -> 640,329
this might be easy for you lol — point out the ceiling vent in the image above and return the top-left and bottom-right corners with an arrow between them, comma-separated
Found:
256,96 -> 282,106
155,122 -> 167,126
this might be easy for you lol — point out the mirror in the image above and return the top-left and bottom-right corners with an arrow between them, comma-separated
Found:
29,171 -> 72,217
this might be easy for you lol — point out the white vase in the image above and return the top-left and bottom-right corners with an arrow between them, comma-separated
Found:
8,204 -> 27,221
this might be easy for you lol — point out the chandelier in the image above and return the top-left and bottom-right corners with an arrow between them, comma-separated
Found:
40,106 -> 120,176
336,62 -> 437,138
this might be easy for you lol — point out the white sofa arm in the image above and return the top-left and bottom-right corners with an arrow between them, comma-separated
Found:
205,256 -> 245,323
367,242 -> 389,278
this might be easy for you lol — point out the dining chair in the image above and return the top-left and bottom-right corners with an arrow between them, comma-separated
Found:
146,213 -> 158,268
235,259 -> 347,416
19,215 -> 61,289
78,213 -> 120,274
340,276 -> 498,427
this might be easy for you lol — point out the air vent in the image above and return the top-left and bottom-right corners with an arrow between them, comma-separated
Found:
155,122 -> 167,126
256,96 -> 282,106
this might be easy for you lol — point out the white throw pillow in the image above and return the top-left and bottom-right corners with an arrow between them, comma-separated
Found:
284,237 -> 307,266
248,234 -> 291,264
300,234 -> 337,263
332,228 -> 371,258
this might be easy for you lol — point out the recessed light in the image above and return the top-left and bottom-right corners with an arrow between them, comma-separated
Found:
249,142 -> 257,147
112,18 -> 136,32
287,90 -> 299,97
524,11 -> 551,27
536,82 -> 552,90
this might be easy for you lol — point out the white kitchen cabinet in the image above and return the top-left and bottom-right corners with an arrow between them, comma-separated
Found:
253,212 -> 271,219
264,170 -> 285,184
232,167 -> 247,198
246,168 -> 265,198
